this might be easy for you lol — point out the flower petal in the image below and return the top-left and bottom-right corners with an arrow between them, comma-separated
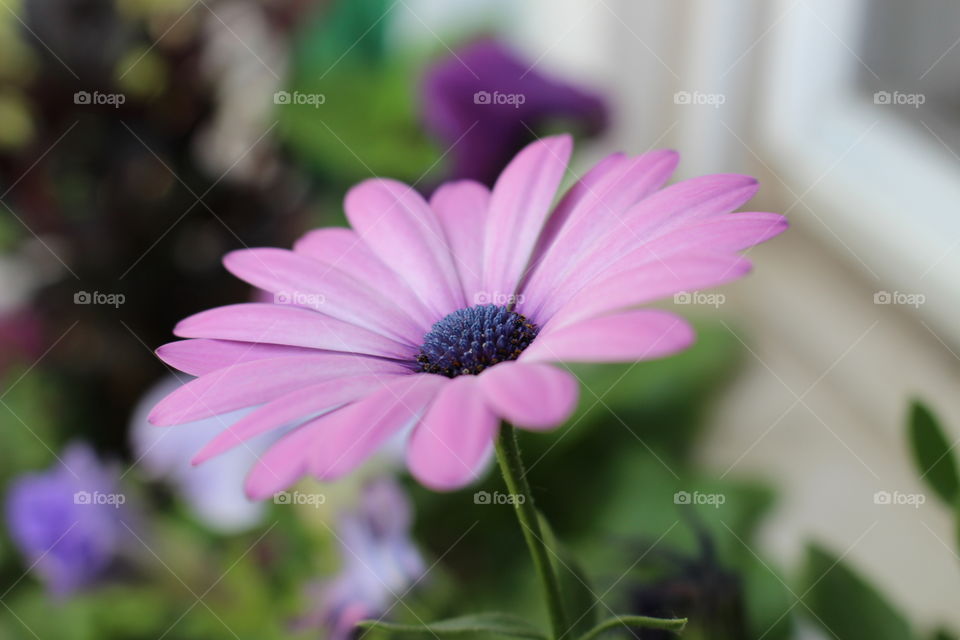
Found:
148,355 -> 408,425
293,227 -> 435,329
522,150 -> 679,308
526,174 -> 760,322
430,179 -> 490,302
483,135 -> 571,298
480,362 -> 578,430
407,376 -> 498,491
345,178 -> 464,317
628,211 -> 789,256
546,253 -> 752,329
174,303 -> 416,360
223,248 -> 424,344
308,374 -> 449,480
521,310 -> 695,363
156,339 -> 316,376
192,374 -> 396,464
245,422 -> 323,499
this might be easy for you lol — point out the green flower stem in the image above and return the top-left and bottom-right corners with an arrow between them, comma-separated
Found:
495,423 -> 569,640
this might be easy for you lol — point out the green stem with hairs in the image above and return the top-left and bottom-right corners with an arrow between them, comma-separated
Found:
494,423 -> 569,640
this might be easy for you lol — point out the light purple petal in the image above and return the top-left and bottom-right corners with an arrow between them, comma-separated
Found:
245,421 -> 323,499
345,178 -> 464,317
546,253 -> 752,329
482,135 -> 571,298
308,374 -> 449,480
612,174 -> 760,249
430,180 -> 490,302
479,362 -> 578,431
521,310 -> 695,363
148,355 -> 409,425
528,174 -> 760,321
521,150 -> 679,312
156,339 -> 316,376
628,211 -> 789,256
223,248 -> 424,344
191,374 -> 400,464
174,303 -> 416,360
407,376 -> 497,491
294,227 -> 435,329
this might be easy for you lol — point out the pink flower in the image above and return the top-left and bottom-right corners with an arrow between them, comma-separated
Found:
150,135 -> 786,497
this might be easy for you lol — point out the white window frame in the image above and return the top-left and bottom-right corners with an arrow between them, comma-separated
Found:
756,0 -> 960,341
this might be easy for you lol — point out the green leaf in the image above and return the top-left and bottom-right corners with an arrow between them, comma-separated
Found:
802,544 -> 913,640
909,400 -> 960,506
357,613 -> 547,640
577,615 -> 687,640
537,512 -> 598,639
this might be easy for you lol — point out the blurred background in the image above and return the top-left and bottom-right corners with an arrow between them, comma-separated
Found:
1,1 -> 958,639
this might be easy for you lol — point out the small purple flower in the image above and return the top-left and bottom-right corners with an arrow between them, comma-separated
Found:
4,443 -> 126,596
422,38 -> 609,186
296,477 -> 426,640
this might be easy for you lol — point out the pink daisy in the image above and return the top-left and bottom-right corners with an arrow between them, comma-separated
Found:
149,135 -> 786,497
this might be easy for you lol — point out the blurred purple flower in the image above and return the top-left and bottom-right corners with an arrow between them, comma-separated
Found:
422,38 -> 609,186
297,477 -> 426,640
4,443 -> 126,596
129,375 -> 274,534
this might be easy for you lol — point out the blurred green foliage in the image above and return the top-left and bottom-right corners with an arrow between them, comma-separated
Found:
276,0 -> 441,189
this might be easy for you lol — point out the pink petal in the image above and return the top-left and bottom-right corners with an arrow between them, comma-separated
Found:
526,152 -> 626,269
483,135 -> 572,299
308,374 -> 448,480
174,303 -> 415,360
619,173 -> 760,243
629,211 -> 789,256
407,375 -> 498,491
245,422 -> 324,499
293,227 -> 435,328
430,180 -> 490,302
345,178 -> 464,317
223,248 -> 425,344
526,174 -> 760,322
479,362 -> 578,431
521,150 -> 679,313
156,339 -> 316,376
545,253 -> 752,328
148,355 -> 408,425
192,374 -> 395,464
521,310 -> 695,363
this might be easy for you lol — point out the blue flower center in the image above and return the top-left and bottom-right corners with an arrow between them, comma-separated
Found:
417,304 -> 539,378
